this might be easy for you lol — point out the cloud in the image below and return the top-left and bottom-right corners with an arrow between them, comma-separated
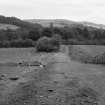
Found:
0,0 -> 105,24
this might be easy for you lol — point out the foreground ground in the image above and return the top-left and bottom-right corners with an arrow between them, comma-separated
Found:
0,46 -> 105,105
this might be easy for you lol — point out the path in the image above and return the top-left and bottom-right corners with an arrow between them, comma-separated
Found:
42,52 -> 74,82
60,45 -> 70,55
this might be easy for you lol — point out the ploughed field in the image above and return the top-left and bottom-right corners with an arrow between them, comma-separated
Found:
0,46 -> 105,105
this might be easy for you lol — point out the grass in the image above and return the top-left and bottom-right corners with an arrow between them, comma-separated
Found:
68,45 -> 105,64
0,23 -> 19,30
75,45 -> 105,56
0,46 -> 105,105
0,48 -> 35,63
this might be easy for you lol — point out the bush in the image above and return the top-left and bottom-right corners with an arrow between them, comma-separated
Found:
36,36 -> 60,52
2,41 -> 10,48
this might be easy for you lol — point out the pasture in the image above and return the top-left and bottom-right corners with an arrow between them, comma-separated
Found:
0,48 -> 35,63
0,45 -> 105,105
74,45 -> 105,56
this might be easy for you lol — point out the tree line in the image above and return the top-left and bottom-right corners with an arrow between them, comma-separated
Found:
0,15 -> 105,47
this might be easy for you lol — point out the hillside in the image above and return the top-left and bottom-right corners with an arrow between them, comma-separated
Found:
0,15 -> 104,31
0,15 -> 42,30
81,22 -> 105,29
0,15 -> 104,30
25,19 -> 105,29
25,19 -> 84,27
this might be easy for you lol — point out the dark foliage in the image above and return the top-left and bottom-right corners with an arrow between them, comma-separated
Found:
36,36 -> 60,52
28,29 -> 42,41
0,15 -> 105,47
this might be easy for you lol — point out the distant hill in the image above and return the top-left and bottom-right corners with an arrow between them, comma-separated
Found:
25,19 -> 82,27
0,15 -> 104,30
0,15 -> 42,30
81,22 -> 105,29
25,19 -> 105,29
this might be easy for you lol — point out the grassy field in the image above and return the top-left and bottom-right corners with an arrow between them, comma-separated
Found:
0,23 -> 19,30
0,48 -> 35,63
74,45 -> 105,56
0,46 -> 105,105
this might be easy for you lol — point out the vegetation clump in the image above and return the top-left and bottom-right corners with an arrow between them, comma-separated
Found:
36,35 -> 60,52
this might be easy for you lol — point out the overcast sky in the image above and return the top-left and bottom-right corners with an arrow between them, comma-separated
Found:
0,0 -> 105,24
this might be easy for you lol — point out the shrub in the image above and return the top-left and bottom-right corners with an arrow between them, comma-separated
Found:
2,41 -> 10,48
36,36 -> 60,52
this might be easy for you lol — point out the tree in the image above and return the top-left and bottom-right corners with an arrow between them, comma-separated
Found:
36,36 -> 60,52
28,29 -> 41,41
42,27 -> 53,37
83,27 -> 90,39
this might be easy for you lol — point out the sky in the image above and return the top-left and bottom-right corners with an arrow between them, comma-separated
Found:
0,0 -> 105,24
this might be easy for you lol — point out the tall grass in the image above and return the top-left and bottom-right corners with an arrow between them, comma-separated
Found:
68,45 -> 105,65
